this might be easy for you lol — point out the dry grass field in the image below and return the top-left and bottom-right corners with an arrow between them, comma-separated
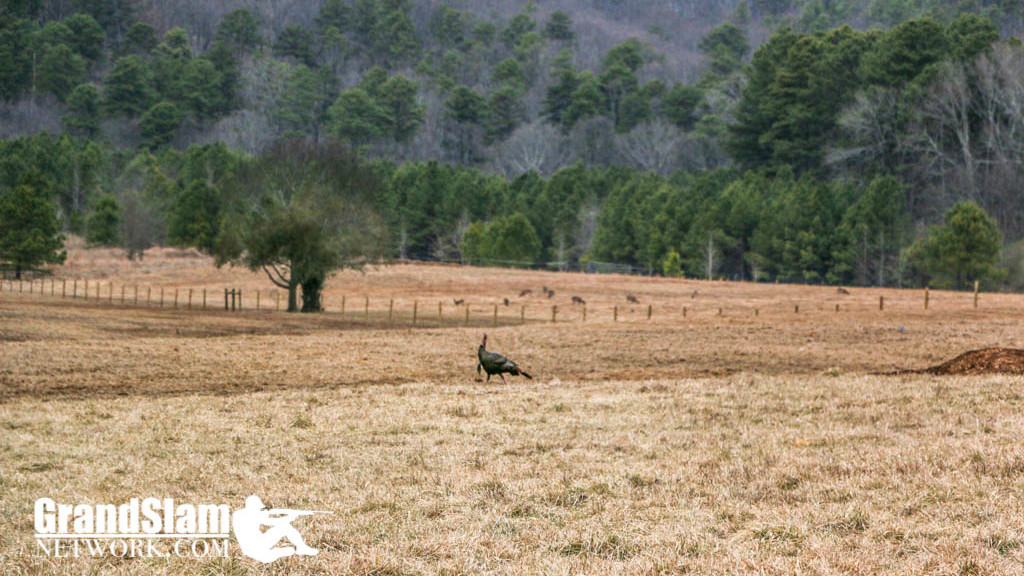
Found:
2,241 -> 1024,575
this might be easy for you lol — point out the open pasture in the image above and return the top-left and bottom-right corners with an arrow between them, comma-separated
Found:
1,244 -> 1023,575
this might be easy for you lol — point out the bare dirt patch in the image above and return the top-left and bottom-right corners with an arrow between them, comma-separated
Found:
912,347 -> 1024,375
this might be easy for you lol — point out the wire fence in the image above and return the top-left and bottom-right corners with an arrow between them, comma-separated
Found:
0,276 -> 993,329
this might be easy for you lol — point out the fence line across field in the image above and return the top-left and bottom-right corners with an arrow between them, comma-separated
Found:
0,277 -> 997,327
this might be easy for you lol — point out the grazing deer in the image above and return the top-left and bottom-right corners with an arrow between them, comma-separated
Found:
454,298 -> 465,305
837,287 -> 850,295
519,289 -> 532,297
571,295 -> 585,305
626,294 -> 639,303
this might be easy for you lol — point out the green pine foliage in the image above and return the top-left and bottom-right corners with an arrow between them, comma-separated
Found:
0,3 -> 1021,290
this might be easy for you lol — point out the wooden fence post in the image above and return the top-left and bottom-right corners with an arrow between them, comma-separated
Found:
520,305 -> 525,324
389,299 -> 394,322
224,289 -> 229,311
51,278 -> 55,295
974,280 -> 979,308
95,282 -> 99,300
614,305 -> 618,322
493,304 -> 497,327
62,279 -> 66,298
146,287 -> 151,306
174,289 -> 179,309
647,304 -> 652,320
108,283 -> 113,304
188,288 -> 193,309
552,305 -> 557,323
28,279 -> 33,294
683,306 -> 687,318
84,279 -> 88,300
121,285 -> 125,305
794,304 -> 799,314
238,290 -> 242,310
438,301 -> 442,322
465,305 -> 470,326
835,303 -> 839,313
256,291 -> 260,310
582,306 -> 586,322
160,288 -> 164,308
134,286 -> 139,306
73,279 -> 78,299
364,296 -> 369,319
879,296 -> 884,311
413,301 -> 418,325
202,289 -> 207,309
924,286 -> 929,310
341,295 -> 345,317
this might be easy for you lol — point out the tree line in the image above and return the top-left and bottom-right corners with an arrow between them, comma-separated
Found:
1,1 -> 1022,305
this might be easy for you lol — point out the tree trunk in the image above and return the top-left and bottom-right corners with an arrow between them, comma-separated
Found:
300,275 -> 323,313
287,284 -> 299,312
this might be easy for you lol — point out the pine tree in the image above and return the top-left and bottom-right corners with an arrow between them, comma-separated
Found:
139,102 -> 182,149
377,74 -> 424,142
37,44 -> 87,101
63,83 -> 100,137
0,183 -> 66,279
327,88 -> 387,145
86,194 -> 121,246
104,55 -> 155,115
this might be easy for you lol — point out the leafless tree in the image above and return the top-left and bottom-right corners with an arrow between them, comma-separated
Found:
492,121 -> 568,176
568,116 -> 616,166
574,200 -> 600,260
119,190 -> 163,260
617,119 -> 684,174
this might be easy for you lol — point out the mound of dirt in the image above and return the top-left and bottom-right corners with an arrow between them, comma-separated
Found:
915,347 -> 1024,375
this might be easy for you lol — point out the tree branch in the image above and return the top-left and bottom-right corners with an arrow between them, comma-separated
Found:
262,264 -> 290,289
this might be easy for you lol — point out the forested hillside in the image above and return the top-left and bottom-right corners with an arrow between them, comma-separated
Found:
1,0 -> 1023,293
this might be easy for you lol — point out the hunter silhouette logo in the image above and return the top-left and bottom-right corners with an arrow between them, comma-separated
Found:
33,495 -> 332,563
232,495 -> 331,563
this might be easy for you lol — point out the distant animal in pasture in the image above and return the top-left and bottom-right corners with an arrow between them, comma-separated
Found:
837,287 -> 850,295
626,294 -> 639,303
503,298 -> 510,306
519,289 -> 532,297
691,290 -> 698,299
571,296 -> 586,305
477,334 -> 532,384
454,298 -> 465,305
547,289 -> 555,298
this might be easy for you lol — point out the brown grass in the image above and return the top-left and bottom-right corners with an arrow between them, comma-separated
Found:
1,244 -> 1023,574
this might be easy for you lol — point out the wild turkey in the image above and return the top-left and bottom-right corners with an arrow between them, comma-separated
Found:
477,334 -> 532,384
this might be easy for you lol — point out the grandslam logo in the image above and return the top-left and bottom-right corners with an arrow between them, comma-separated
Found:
34,495 -> 329,563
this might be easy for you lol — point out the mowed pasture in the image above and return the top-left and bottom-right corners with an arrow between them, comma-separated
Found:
2,244 -> 1024,575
